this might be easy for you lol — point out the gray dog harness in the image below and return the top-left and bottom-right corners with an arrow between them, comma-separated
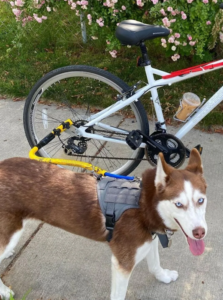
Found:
97,177 -> 141,242
97,177 -> 174,247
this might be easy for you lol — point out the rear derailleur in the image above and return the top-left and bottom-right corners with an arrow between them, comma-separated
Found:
63,137 -> 87,155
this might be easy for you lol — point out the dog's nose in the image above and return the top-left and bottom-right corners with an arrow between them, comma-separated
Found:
192,227 -> 205,239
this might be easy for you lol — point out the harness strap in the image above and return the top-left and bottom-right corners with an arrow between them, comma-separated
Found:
105,202 -> 116,242
157,234 -> 169,248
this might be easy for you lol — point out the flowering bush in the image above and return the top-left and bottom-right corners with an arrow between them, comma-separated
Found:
149,0 -> 223,61
2,0 -> 223,61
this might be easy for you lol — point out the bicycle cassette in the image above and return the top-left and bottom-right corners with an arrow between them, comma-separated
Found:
145,132 -> 186,168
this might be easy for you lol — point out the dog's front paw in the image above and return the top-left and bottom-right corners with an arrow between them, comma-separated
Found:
0,285 -> 14,300
155,269 -> 178,284
4,250 -> 15,259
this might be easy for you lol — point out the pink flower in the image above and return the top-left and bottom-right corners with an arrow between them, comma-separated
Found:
46,6 -> 51,11
96,18 -> 104,27
151,0 -> 158,4
15,0 -> 24,6
121,5 -> 126,10
189,41 -> 196,46
162,17 -> 170,27
187,0 -> 193,3
12,8 -> 22,17
136,0 -> 144,7
203,0 -> 208,3
174,33 -> 180,38
206,21 -> 211,25
187,35 -> 192,41
182,13 -> 187,20
33,14 -> 42,23
160,9 -> 166,16
109,50 -> 117,58
168,36 -> 175,43
171,53 -> 180,61
167,7 -> 173,12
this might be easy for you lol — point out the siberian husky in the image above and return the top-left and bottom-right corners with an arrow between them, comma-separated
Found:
0,149 -> 207,300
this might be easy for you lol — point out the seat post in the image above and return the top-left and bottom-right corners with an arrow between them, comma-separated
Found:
139,42 -> 151,66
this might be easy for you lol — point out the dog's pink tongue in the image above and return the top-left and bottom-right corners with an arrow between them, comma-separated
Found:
187,237 -> 205,256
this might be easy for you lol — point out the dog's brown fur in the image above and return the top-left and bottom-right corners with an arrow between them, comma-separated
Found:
0,150 -> 205,274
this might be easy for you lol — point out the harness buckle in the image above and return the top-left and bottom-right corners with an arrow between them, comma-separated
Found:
165,229 -> 174,248
106,214 -> 115,229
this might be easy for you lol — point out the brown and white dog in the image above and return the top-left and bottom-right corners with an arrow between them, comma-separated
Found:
0,149 -> 207,300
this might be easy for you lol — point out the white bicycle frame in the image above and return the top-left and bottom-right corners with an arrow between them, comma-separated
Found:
75,59 -> 223,147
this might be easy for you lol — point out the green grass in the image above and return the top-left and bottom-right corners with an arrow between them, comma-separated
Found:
9,290 -> 30,300
0,2 -> 223,128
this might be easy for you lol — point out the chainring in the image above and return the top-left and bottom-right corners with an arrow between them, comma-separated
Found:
145,132 -> 186,168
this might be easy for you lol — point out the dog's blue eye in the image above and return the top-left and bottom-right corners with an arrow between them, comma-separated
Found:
198,198 -> 204,204
175,202 -> 183,208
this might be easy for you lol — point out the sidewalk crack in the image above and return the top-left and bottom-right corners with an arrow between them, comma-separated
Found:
1,222 -> 44,278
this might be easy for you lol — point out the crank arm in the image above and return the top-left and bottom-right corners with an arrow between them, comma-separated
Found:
136,130 -> 168,154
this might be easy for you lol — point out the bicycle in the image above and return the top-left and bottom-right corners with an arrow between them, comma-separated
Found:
23,13 -> 223,176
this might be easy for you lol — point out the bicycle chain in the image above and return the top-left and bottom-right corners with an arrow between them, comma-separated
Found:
68,153 -> 148,161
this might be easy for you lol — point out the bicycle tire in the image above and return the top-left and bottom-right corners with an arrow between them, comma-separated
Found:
23,65 -> 149,175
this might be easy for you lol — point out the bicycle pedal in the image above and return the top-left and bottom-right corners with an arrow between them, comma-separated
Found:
194,144 -> 203,155
186,145 -> 203,158
126,130 -> 142,150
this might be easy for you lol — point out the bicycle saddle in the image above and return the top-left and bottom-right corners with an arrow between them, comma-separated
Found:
116,20 -> 170,46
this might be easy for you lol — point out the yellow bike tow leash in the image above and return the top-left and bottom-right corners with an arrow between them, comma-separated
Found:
29,119 -> 135,180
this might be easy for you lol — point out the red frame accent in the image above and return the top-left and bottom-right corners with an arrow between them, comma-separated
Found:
162,61 -> 223,79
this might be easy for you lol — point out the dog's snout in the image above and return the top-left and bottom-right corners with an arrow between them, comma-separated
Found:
192,227 -> 205,239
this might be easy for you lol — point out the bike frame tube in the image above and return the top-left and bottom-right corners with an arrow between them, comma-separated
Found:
72,59 -> 223,145
93,122 -> 129,134
144,65 -> 166,130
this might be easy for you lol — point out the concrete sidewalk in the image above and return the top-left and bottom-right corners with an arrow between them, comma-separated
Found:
0,98 -> 223,300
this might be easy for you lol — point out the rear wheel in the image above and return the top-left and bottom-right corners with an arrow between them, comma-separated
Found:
23,65 -> 149,175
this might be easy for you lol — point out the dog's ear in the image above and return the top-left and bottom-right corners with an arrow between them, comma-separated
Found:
185,148 -> 203,174
155,153 -> 173,193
